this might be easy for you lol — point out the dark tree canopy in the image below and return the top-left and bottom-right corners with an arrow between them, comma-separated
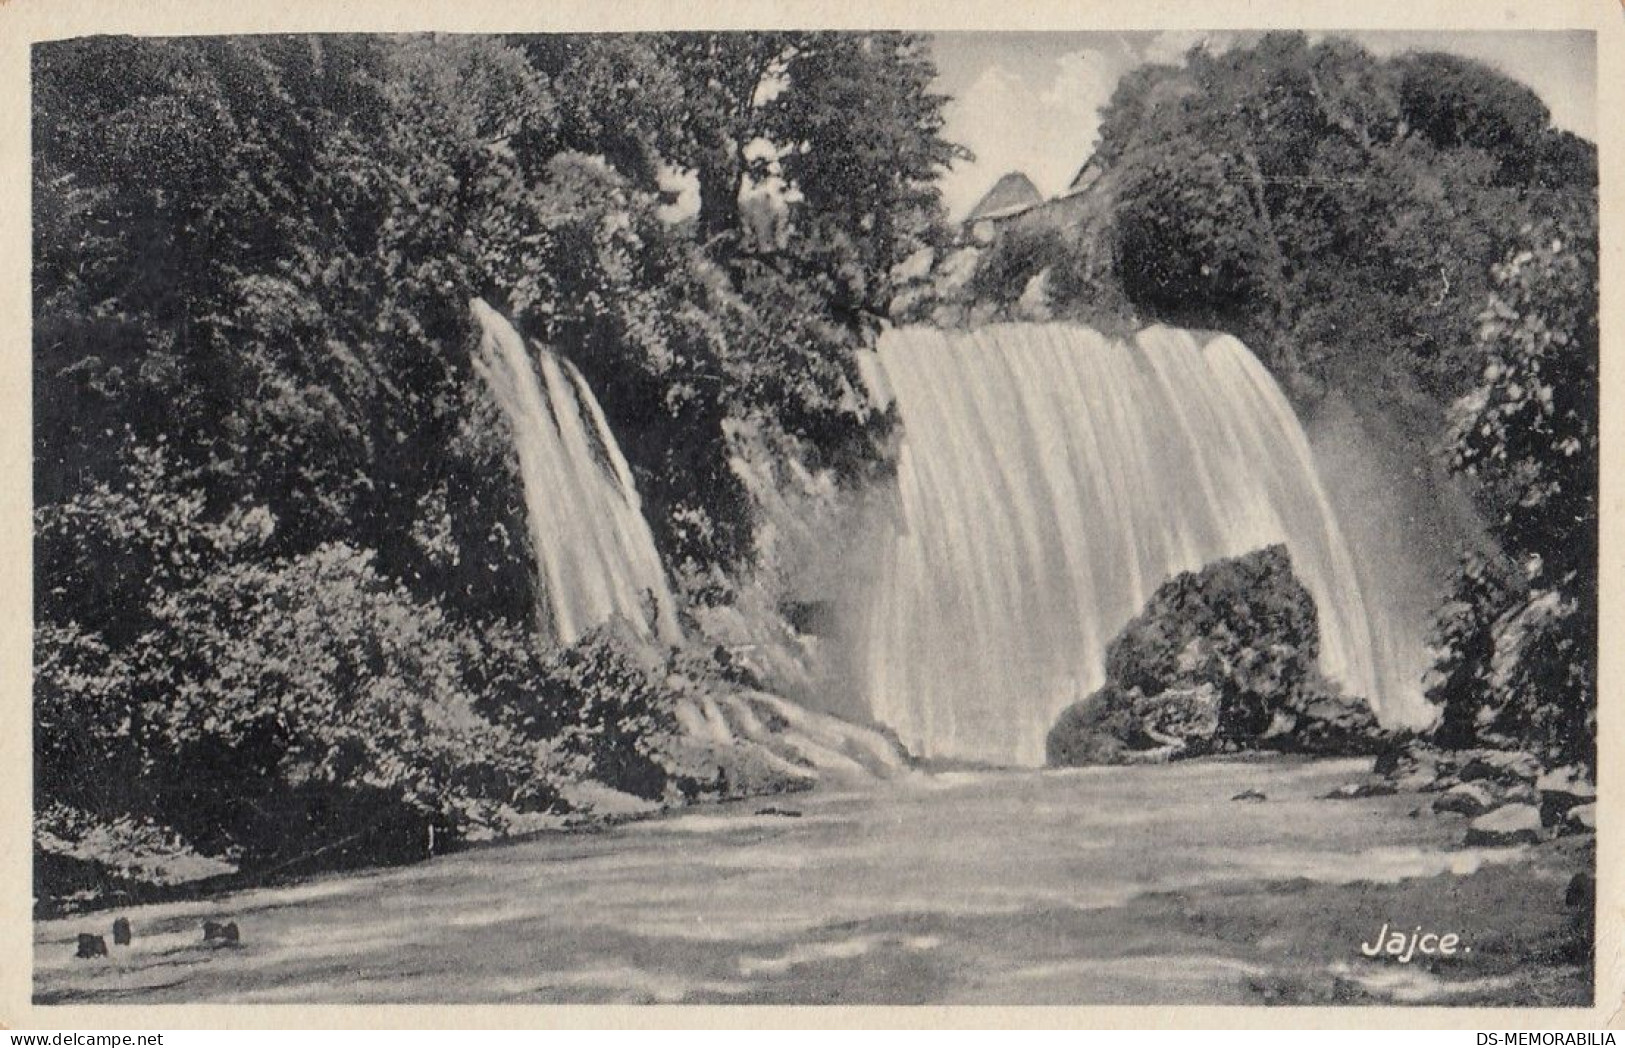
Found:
1085,33 -> 1595,417
31,31 -> 961,893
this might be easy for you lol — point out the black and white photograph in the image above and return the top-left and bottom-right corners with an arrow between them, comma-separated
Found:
14,1 -> 1608,1016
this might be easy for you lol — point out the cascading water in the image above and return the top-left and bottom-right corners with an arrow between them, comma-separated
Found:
469,298 -> 681,648
863,324 -> 1411,767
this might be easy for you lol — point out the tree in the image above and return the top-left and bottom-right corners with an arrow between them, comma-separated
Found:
32,32 -> 957,891
767,33 -> 968,314
1088,32 -> 1593,417
1428,208 -> 1598,766
1449,209 -> 1598,583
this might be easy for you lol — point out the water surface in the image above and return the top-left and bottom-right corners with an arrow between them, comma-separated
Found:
35,757 -> 1551,1005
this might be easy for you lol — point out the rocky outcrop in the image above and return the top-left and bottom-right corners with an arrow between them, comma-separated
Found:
1374,735 -> 1596,847
1047,546 -> 1385,766
671,687 -> 911,791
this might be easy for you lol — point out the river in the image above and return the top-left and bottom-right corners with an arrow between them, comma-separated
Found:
33,755 -> 1589,1006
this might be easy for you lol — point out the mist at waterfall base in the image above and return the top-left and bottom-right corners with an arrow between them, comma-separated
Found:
469,299 -> 681,648
854,325 -> 1433,767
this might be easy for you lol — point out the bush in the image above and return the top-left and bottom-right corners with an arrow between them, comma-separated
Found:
138,543 -> 559,860
1427,212 -> 1597,771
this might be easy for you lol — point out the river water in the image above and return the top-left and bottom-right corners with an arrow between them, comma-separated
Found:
35,756 -> 1551,1005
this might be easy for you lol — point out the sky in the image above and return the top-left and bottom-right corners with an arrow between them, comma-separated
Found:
928,30 -> 1598,220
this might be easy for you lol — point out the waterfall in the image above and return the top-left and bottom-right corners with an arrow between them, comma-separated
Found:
469,298 -> 681,648
863,324 -> 1410,766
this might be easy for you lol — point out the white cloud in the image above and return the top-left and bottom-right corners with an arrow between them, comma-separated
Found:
939,49 -> 1125,220
1140,30 -> 1246,67
1140,31 -> 1211,66
1041,50 -> 1119,116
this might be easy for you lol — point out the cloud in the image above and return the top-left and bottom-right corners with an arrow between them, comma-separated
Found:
1139,30 -> 1244,66
938,48 -> 1126,219
1041,49 -> 1120,116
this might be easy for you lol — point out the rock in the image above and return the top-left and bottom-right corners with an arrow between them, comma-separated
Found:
1466,749 -> 1542,784
1562,803 -> 1596,835
1321,781 -> 1396,800
1105,547 -> 1319,732
1464,804 -> 1543,846
1565,871 -> 1595,909
1132,683 -> 1222,747
1432,781 -> 1497,817
1536,765 -> 1596,802
1046,686 -> 1138,767
1501,780 -> 1539,805
1049,545 -> 1385,763
75,933 -> 108,959
1392,763 -> 1446,793
1231,789 -> 1267,803
1537,765 -> 1596,826
1536,765 -> 1596,797
112,917 -> 131,946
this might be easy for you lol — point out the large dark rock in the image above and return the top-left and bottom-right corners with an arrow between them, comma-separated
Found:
1047,545 -> 1384,766
1045,684 -> 1143,767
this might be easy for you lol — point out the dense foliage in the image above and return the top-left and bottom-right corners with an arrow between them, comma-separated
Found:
33,32 -> 959,901
1424,211 -> 1598,768
952,35 -> 1594,418
1093,39 -> 1598,770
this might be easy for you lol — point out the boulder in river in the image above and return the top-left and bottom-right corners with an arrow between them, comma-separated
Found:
1432,782 -> 1497,818
1047,546 -> 1386,766
1464,804 -> 1543,846
1321,781 -> 1397,800
1536,765 -> 1596,827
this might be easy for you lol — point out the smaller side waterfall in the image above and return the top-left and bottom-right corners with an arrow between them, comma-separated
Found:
469,299 -> 681,647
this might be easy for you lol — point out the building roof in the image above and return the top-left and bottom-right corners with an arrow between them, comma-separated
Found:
1060,157 -> 1102,197
966,171 -> 1043,223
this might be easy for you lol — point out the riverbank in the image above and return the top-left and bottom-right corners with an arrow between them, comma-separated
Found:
34,755 -> 1591,1006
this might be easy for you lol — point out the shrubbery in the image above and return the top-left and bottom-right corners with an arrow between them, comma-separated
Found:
1424,212 -> 1597,771
33,32 -> 958,905
31,441 -> 819,906
34,461 -> 761,900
